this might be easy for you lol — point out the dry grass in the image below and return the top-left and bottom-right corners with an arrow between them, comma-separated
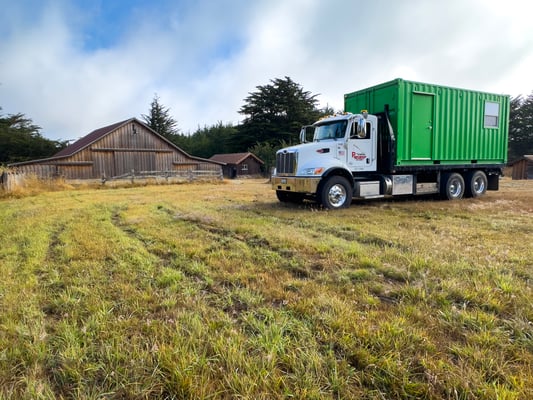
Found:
0,177 -> 531,399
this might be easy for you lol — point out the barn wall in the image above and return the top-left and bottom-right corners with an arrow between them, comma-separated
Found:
14,121 -> 221,179
13,164 -> 57,178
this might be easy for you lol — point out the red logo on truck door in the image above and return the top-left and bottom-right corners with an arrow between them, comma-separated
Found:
351,151 -> 366,161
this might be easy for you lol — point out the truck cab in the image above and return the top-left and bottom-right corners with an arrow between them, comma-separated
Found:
301,112 -> 378,173
272,112 -> 378,208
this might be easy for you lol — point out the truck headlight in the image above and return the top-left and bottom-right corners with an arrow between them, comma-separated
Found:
303,167 -> 324,175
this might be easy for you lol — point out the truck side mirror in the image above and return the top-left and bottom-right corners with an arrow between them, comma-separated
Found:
357,118 -> 366,138
300,125 -> 316,142
299,127 -> 307,143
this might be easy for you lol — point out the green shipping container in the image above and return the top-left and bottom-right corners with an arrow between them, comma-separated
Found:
344,79 -> 509,167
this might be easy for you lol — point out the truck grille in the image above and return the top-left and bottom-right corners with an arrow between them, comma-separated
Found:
276,151 -> 297,174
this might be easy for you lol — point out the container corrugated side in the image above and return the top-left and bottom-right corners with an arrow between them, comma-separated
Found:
344,79 -> 509,167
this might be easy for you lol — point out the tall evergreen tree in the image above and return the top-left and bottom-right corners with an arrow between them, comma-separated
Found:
508,93 -> 533,161
237,77 -> 321,150
142,94 -> 179,140
176,122 -> 237,158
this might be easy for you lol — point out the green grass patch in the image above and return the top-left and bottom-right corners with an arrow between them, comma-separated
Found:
0,179 -> 532,399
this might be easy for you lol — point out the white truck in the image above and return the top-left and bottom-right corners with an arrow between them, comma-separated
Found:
271,79 -> 509,209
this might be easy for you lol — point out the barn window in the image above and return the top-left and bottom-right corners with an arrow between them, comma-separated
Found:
241,163 -> 248,171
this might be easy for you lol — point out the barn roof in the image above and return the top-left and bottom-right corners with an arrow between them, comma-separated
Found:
209,152 -> 264,165
53,118 -> 132,158
9,117 -> 223,167
508,155 -> 533,165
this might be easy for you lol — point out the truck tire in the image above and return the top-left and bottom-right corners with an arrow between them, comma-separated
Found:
276,190 -> 304,204
440,172 -> 465,200
465,170 -> 488,198
319,176 -> 352,209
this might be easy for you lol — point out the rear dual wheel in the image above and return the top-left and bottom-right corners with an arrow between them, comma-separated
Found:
440,172 -> 465,200
465,170 -> 488,198
440,170 -> 488,200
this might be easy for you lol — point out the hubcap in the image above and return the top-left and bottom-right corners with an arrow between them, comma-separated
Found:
473,177 -> 485,193
449,179 -> 462,197
328,184 -> 347,207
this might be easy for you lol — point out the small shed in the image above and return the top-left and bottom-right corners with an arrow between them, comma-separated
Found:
508,155 -> 533,180
209,152 -> 264,178
9,118 -> 223,180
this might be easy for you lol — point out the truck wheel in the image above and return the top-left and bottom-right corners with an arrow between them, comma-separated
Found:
276,190 -> 304,203
440,172 -> 465,200
465,170 -> 487,198
319,176 -> 352,209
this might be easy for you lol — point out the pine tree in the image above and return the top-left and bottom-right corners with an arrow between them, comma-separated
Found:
236,77 -> 321,150
142,94 -> 179,140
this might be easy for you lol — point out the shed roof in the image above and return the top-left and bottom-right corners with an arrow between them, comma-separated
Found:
508,155 -> 533,165
209,152 -> 264,165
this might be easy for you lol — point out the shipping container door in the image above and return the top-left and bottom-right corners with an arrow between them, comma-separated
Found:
410,93 -> 434,160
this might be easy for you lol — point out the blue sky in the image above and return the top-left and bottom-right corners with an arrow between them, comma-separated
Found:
1,0 -> 533,141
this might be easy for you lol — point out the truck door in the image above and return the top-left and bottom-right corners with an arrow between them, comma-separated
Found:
410,93 -> 434,160
347,118 -> 376,171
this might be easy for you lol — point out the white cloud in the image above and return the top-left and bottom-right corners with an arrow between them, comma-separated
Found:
1,0 -> 532,140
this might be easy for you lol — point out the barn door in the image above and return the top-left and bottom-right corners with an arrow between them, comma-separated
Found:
114,152 -> 156,177
114,152 -> 138,177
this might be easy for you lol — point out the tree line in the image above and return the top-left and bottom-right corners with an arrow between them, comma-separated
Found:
0,110 -> 69,165
141,77 -> 333,173
1,77 -> 532,171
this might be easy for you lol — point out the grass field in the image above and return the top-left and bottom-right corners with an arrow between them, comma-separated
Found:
0,178 -> 532,399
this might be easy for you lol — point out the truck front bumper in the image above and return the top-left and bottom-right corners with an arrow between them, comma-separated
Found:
271,176 -> 321,194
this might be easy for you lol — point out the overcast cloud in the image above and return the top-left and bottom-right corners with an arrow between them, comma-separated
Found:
1,0 -> 532,141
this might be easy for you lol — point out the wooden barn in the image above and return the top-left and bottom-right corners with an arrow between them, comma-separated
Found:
9,118 -> 223,180
509,155 -> 533,180
209,152 -> 264,178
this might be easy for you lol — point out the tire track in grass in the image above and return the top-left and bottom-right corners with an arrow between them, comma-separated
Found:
241,206 -> 409,251
34,221 -> 77,398
38,222 -> 68,320
109,206 -> 306,322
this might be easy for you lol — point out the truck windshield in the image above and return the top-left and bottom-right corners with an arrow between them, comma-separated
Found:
314,120 -> 348,141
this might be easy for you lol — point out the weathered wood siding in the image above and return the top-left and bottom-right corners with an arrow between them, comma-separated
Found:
222,156 -> 264,177
511,158 -> 533,180
241,156 -> 263,175
0,171 -> 25,191
13,121 -> 222,179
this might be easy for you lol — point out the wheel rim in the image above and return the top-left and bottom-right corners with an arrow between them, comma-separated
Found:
473,177 -> 486,194
328,184 -> 347,207
449,179 -> 463,197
